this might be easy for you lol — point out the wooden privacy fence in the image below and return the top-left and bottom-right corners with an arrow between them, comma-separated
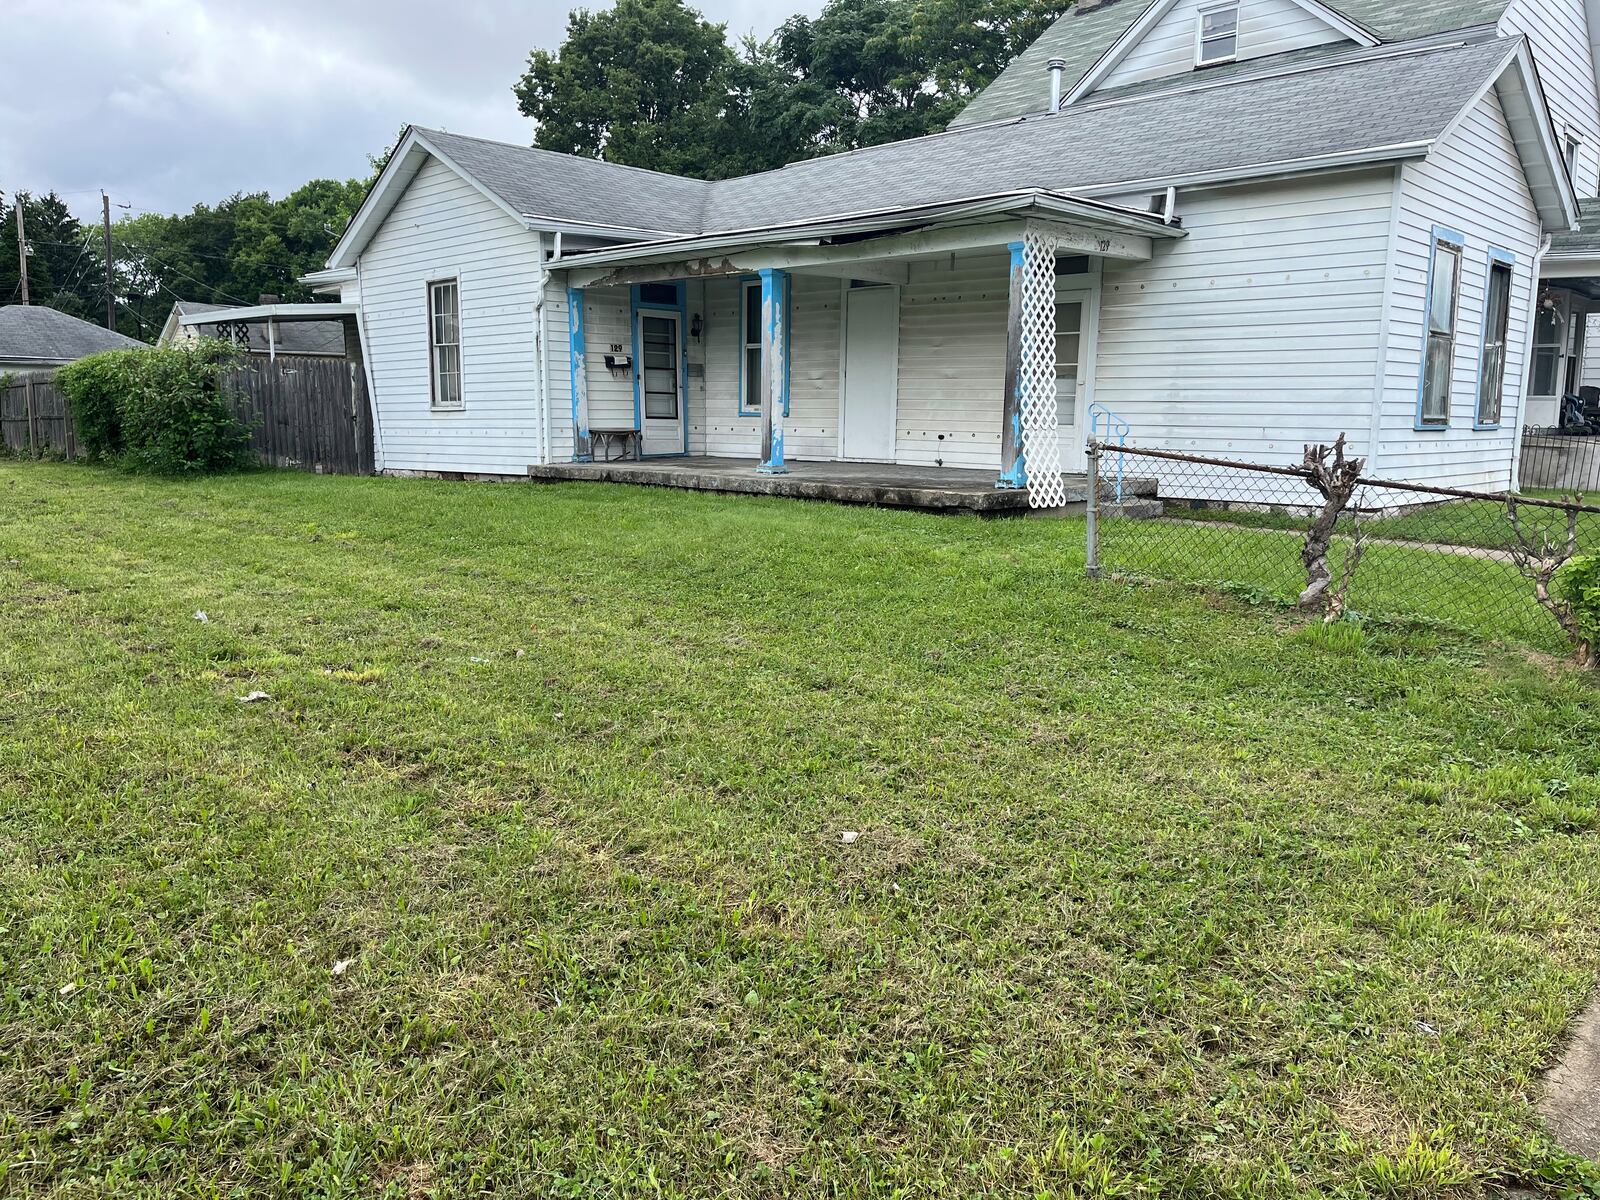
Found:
0,372 -> 76,458
0,354 -> 374,475
230,354 -> 374,475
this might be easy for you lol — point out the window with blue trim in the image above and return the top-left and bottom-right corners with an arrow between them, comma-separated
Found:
1476,258 -> 1512,427
739,280 -> 762,416
1420,235 -> 1461,427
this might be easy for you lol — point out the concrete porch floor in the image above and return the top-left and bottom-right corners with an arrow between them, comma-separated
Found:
526,455 -> 1155,514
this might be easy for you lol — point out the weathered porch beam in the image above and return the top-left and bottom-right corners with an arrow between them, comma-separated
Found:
789,262 -> 911,285
563,220 -> 1154,289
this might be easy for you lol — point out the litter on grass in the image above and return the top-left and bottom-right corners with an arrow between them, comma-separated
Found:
237,692 -> 272,704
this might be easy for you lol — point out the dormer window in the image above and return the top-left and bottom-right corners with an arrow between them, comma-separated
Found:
1196,3 -> 1239,66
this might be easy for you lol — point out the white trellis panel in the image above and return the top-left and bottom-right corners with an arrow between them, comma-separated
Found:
1020,225 -> 1064,509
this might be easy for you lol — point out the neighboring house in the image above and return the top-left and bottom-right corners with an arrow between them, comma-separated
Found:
0,305 -> 143,374
307,0 -> 1600,500
157,301 -> 346,358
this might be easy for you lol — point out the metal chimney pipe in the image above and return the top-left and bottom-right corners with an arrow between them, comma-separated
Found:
1047,57 -> 1067,111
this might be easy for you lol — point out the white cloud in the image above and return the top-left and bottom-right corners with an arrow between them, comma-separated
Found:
2,0 -> 820,221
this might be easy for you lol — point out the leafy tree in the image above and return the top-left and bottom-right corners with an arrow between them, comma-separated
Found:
0,191 -> 105,322
513,0 -> 1073,179
513,0 -> 743,177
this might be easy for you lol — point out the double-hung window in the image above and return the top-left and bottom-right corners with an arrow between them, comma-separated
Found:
1196,3 -> 1239,66
428,279 -> 462,409
1419,234 -> 1461,427
740,279 -> 762,416
1476,256 -> 1513,428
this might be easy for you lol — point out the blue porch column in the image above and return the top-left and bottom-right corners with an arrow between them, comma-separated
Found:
757,267 -> 789,474
997,240 -> 1027,490
567,286 -> 592,461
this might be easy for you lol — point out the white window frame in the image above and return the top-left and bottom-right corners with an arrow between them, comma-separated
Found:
427,277 -> 463,410
1195,2 -> 1240,67
738,278 -> 762,417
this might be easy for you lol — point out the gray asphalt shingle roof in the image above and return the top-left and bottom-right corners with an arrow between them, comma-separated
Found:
0,305 -> 143,365
415,36 -> 1511,247
418,128 -> 711,235
1549,197 -> 1600,256
949,0 -> 1511,128
701,37 -> 1509,229
172,302 -> 346,356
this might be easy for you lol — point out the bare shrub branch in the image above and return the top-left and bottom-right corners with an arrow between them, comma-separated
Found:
1299,434 -> 1366,612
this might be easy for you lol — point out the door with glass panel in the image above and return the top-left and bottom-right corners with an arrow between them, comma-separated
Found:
637,311 -> 683,455
1055,288 -> 1094,474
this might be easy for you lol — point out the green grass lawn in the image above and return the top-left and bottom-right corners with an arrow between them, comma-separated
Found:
3,463 -> 1600,1199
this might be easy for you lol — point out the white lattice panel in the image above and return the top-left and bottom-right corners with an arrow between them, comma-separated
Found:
1019,226 -> 1064,508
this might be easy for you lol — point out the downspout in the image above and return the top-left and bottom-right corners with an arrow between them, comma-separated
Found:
1510,231 -> 1553,493
353,254 -> 387,472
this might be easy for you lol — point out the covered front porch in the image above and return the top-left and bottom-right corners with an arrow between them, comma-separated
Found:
527,455 -> 1157,514
547,191 -> 1184,509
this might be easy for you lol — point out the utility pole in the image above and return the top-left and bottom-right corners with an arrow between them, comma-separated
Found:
14,191 -> 29,305
101,192 -> 114,329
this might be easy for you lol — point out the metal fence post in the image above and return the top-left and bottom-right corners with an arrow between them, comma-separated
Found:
1086,440 -> 1102,579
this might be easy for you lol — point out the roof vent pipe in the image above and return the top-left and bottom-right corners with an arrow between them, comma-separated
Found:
1047,57 -> 1067,111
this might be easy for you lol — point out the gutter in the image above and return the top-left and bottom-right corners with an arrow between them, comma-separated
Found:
549,189 -> 1181,272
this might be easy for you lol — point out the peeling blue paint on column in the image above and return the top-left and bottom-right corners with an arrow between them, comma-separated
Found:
567,286 -> 592,462
757,267 -> 789,475
996,240 -> 1028,489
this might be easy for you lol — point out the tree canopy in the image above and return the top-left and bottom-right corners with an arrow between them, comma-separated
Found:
515,0 -> 1071,178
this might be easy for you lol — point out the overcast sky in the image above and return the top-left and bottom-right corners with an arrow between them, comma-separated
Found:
2,0 -> 817,223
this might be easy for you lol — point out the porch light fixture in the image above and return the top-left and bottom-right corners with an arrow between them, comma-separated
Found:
690,312 -> 703,340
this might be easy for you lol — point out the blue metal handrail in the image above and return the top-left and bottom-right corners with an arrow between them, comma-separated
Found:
1087,403 -> 1130,502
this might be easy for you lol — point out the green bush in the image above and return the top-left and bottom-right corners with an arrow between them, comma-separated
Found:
57,341 -> 252,474
56,348 -> 140,460
1551,554 -> 1600,664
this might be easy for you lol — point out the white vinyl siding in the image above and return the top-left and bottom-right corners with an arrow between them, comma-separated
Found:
1097,0 -> 1351,92
894,250 -> 1011,469
1379,88 -> 1539,488
358,155 -> 544,474
695,274 -> 840,460
578,287 -> 635,430
1499,0 -> 1600,196
1094,169 -> 1393,472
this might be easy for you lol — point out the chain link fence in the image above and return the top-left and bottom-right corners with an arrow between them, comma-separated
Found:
1086,440 -> 1600,654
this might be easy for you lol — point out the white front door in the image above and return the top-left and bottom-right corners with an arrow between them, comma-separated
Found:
637,310 -> 683,456
1055,286 -> 1096,474
841,284 -> 899,461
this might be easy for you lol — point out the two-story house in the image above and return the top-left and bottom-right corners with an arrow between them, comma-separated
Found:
270,0 -> 1600,506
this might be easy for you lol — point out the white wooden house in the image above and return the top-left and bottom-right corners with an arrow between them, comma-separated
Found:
305,0 -> 1600,505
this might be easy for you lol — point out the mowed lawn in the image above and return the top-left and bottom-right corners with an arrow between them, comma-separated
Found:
4,464 -> 1600,1199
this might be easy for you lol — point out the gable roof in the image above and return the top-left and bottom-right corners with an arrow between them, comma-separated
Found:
0,305 -> 143,366
704,37 -> 1515,230
1063,0 -> 1378,105
326,126 -> 712,268
325,20 -> 1569,274
951,0 -> 1513,128
165,302 -> 346,356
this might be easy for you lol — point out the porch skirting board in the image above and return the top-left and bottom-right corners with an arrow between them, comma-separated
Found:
525,456 -> 1153,515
